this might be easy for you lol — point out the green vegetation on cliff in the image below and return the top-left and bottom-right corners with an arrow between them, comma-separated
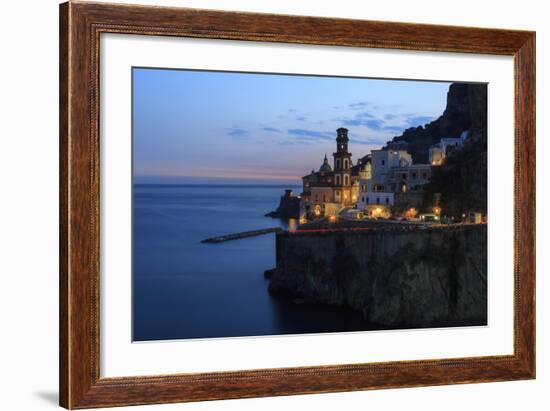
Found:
427,128 -> 487,217
386,82 -> 487,164
385,82 -> 488,217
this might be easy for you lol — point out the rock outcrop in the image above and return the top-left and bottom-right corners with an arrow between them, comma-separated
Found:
386,83 -> 487,163
269,225 -> 487,329
266,189 -> 300,219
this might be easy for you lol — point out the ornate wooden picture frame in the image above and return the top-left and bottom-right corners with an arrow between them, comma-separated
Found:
59,1 -> 535,408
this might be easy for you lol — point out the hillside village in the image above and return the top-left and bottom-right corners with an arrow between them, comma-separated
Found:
273,83 -> 487,224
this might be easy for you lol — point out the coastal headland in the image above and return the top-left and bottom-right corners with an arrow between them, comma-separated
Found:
268,221 -> 487,329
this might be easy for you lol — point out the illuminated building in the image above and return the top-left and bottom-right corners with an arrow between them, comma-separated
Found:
300,128 -> 360,218
357,148 -> 432,217
429,131 -> 469,165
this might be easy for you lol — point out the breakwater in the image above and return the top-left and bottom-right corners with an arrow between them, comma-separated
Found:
268,224 -> 487,329
201,227 -> 283,243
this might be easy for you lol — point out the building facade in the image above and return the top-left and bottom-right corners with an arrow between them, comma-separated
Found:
357,148 -> 432,216
301,128 -> 468,220
429,130 -> 469,165
300,128 -> 359,218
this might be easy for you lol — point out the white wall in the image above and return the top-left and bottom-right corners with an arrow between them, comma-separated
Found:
0,0 -> 547,410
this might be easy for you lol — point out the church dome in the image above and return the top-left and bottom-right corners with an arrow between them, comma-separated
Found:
319,154 -> 332,173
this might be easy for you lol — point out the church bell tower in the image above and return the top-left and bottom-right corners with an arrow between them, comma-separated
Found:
333,128 -> 353,204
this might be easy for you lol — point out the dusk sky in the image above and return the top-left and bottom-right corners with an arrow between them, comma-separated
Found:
133,68 -> 451,185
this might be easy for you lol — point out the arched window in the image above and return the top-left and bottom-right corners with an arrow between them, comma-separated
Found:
336,159 -> 341,170
344,159 -> 348,169
344,175 -> 349,185
335,174 -> 340,185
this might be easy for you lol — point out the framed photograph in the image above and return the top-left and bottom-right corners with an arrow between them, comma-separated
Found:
59,1 -> 535,408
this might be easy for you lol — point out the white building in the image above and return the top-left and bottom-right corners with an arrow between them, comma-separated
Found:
357,149 -> 412,213
429,131 -> 469,165
370,149 -> 413,187
358,191 -> 394,207
357,148 -> 433,217
391,164 -> 432,193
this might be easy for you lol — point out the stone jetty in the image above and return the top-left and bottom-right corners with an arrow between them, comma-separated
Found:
201,227 -> 283,243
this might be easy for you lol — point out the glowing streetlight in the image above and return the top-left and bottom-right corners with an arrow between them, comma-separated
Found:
405,207 -> 417,219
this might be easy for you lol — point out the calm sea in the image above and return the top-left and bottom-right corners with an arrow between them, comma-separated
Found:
133,184 -> 370,341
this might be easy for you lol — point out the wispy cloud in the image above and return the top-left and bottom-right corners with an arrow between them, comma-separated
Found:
383,125 -> 405,134
296,116 -> 307,122
406,115 -> 434,127
349,101 -> 371,110
349,134 -> 389,145
338,117 -> 384,129
339,118 -> 364,127
384,114 -> 396,120
278,140 -> 310,146
364,119 -> 385,130
226,127 -> 249,138
262,127 -> 282,133
287,129 -> 333,140
356,111 -> 375,119
349,138 -> 373,145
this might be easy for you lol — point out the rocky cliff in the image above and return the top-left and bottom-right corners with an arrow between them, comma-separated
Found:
269,225 -> 487,329
422,83 -> 488,217
266,189 -> 300,219
386,83 -> 487,163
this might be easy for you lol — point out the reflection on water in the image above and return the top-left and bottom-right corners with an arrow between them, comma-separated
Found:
133,184 -> 370,341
